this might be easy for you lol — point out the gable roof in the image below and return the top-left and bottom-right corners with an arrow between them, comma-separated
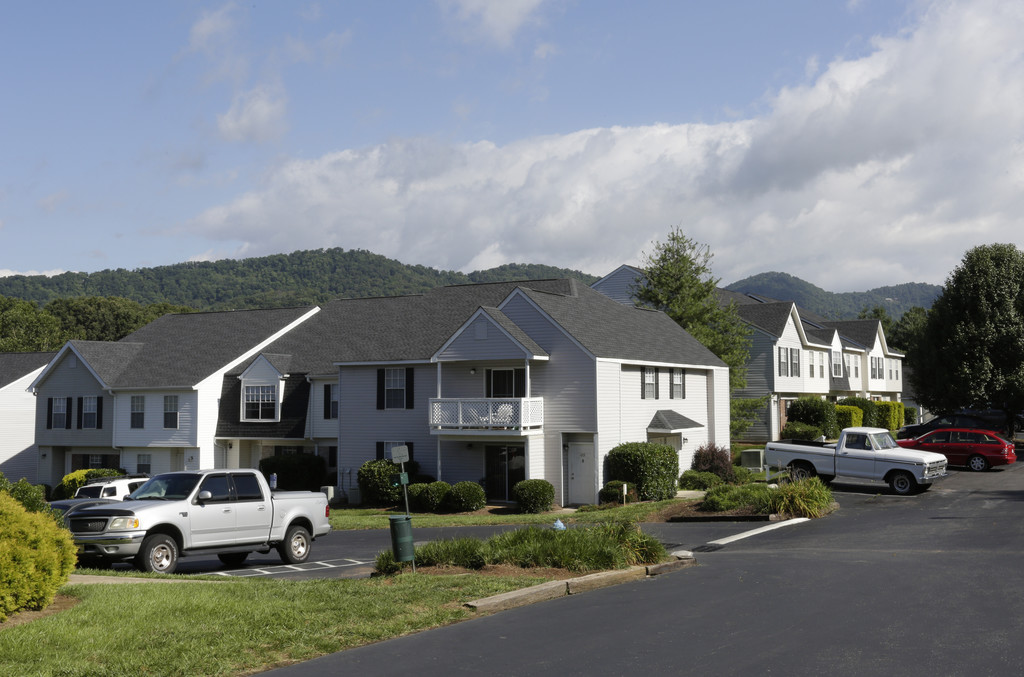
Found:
0,352 -> 56,389
34,306 -> 318,390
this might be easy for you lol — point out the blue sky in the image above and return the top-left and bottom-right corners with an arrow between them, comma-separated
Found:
2,0 -> 1022,292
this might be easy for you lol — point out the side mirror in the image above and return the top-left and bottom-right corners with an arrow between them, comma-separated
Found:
196,490 -> 212,502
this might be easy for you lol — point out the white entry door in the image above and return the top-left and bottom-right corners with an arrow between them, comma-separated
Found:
568,442 -> 594,505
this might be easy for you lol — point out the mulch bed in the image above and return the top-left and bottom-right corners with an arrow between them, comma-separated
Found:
644,498 -> 769,521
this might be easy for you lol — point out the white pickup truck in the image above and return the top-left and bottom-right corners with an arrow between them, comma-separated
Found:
765,427 -> 948,495
67,469 -> 331,573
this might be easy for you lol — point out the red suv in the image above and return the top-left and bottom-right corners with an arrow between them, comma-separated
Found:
896,428 -> 1017,471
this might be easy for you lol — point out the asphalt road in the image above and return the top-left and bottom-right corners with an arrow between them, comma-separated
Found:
259,463 -> 1024,676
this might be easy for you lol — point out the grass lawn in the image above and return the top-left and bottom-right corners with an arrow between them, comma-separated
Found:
0,575 -> 547,677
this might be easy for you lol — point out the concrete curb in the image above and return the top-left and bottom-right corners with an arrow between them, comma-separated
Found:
464,554 -> 697,613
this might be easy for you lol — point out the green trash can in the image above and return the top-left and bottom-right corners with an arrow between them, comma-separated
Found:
388,515 -> 415,562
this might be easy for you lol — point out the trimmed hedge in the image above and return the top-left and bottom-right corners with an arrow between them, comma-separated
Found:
875,401 -> 904,431
413,481 -> 451,513
259,453 -> 328,492
445,481 -> 486,512
512,479 -> 555,514
605,442 -> 679,501
691,443 -> 736,483
55,468 -> 125,500
0,493 -> 77,622
781,421 -> 822,440
787,397 -> 839,439
838,397 -> 879,428
835,405 -> 863,429
679,469 -> 724,491
357,459 -> 403,507
599,480 -> 639,504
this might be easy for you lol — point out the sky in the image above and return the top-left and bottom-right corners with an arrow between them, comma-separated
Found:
2,0 -> 1023,293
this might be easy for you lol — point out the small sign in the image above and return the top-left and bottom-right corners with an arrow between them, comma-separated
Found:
390,445 -> 409,464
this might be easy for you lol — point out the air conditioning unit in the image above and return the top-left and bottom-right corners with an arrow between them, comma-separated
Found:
740,449 -> 764,470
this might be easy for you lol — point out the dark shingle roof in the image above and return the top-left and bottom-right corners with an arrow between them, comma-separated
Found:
733,302 -> 795,338
0,352 -> 56,389
648,410 -> 703,431
69,306 -> 316,388
822,319 -> 881,350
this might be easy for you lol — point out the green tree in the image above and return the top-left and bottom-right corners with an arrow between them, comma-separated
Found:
857,305 -> 895,338
43,297 -> 193,342
889,306 -> 928,353
908,244 -> 1024,433
0,296 -> 65,351
636,228 -> 752,393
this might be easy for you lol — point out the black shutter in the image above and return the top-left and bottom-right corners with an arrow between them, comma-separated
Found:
406,441 -> 414,463
323,383 -> 332,419
376,442 -> 385,460
640,368 -> 647,399
655,369 -> 660,400
66,397 -> 73,429
77,397 -> 83,429
485,369 -> 492,397
405,367 -> 415,409
46,398 -> 53,430
97,397 -> 103,430
376,369 -> 385,410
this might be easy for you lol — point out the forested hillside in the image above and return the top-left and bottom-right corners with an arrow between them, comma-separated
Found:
0,248 -> 599,310
724,271 -> 941,319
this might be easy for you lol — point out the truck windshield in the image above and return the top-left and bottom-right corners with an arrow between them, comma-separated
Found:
869,432 -> 898,450
131,474 -> 202,500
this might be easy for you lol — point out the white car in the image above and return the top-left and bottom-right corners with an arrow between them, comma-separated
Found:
74,475 -> 149,500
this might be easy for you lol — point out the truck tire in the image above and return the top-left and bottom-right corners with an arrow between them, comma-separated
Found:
888,471 -> 917,496
789,462 -> 816,481
136,533 -> 178,574
218,552 -> 249,567
278,525 -> 311,564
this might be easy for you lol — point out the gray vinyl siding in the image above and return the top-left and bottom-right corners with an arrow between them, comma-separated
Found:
307,375 -> 340,440
34,354 -> 113,448
440,316 -> 530,361
733,329 -> 775,441
591,266 -> 642,306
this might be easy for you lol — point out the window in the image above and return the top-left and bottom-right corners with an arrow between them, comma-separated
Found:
895,361 -> 900,380
232,473 -> 264,501
790,348 -> 799,378
81,396 -> 98,429
831,351 -> 843,378
843,355 -> 850,378
642,367 -> 657,399
88,454 -> 103,468
131,395 -> 145,429
137,453 -> 151,474
808,354 -> 815,378
671,368 -> 684,399
377,440 -> 414,462
244,385 -> 277,420
819,352 -> 825,378
488,368 -> 527,398
778,347 -> 788,377
324,383 -> 338,419
50,397 -> 68,429
164,395 -> 179,429
854,359 -> 859,378
383,368 -> 407,409
198,474 -> 231,502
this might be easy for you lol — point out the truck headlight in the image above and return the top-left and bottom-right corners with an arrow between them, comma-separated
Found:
109,517 -> 140,530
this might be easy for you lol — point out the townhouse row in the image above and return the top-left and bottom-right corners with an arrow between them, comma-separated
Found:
0,277 -> 730,506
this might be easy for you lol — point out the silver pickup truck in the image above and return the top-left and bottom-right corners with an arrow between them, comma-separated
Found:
68,469 -> 331,573
765,426 -> 948,495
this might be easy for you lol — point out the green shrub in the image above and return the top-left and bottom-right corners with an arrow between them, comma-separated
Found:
701,484 -> 773,512
678,470 -> 724,491
0,493 -> 77,622
55,468 -> 125,500
904,406 -> 917,426
781,421 -> 823,440
787,397 -> 839,439
691,443 -> 736,483
598,480 -> 639,504
357,459 -> 403,507
838,397 -> 879,428
406,483 -> 428,510
0,472 -> 52,515
835,405 -> 863,429
259,453 -> 329,491
605,442 -> 679,501
875,401 -> 904,431
445,481 -> 486,512
418,481 -> 451,513
732,466 -> 755,485
416,537 -> 487,568
374,549 -> 402,575
512,479 -> 555,514
766,477 -> 834,518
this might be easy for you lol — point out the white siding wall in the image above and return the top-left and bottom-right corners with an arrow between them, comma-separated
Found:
0,369 -> 45,484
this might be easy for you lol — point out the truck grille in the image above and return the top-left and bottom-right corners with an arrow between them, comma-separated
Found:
69,517 -> 108,534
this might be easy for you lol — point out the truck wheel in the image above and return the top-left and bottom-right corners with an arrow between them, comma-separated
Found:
136,534 -> 178,574
888,471 -> 917,496
218,552 -> 249,567
278,525 -> 311,564
789,462 -> 816,481
967,455 -> 989,472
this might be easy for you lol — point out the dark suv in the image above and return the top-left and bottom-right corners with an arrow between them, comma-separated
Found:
897,413 -> 1004,440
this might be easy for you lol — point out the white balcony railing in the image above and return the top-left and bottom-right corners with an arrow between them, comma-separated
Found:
429,397 -> 544,432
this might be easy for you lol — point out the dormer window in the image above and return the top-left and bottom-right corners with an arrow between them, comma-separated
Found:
243,384 -> 279,421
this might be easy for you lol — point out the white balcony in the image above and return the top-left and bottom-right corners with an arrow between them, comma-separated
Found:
429,397 -> 544,434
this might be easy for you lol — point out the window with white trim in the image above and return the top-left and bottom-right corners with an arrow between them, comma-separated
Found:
131,395 -> 145,429
51,397 -> 67,429
831,351 -> 843,378
137,453 -> 151,474
790,348 -> 799,378
164,395 -> 179,429
244,385 -> 278,421
643,366 -> 657,399
385,368 -> 406,409
843,354 -> 850,378
82,396 -> 98,429
818,352 -> 825,378
778,347 -> 789,377
671,368 -> 684,399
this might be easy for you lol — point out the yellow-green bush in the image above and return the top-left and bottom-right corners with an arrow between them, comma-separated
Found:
0,492 -> 77,622
835,405 -> 864,429
875,401 -> 904,431
55,468 -> 124,500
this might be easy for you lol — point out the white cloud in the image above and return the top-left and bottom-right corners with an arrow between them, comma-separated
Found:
0,268 -> 65,278
439,0 -> 548,48
37,191 -> 69,213
182,0 -> 1024,290
217,85 -> 288,142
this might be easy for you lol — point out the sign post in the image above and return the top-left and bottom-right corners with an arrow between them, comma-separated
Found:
388,445 -> 415,571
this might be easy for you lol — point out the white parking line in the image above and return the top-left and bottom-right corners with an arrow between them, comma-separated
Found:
707,518 -> 809,547
210,557 -> 374,578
